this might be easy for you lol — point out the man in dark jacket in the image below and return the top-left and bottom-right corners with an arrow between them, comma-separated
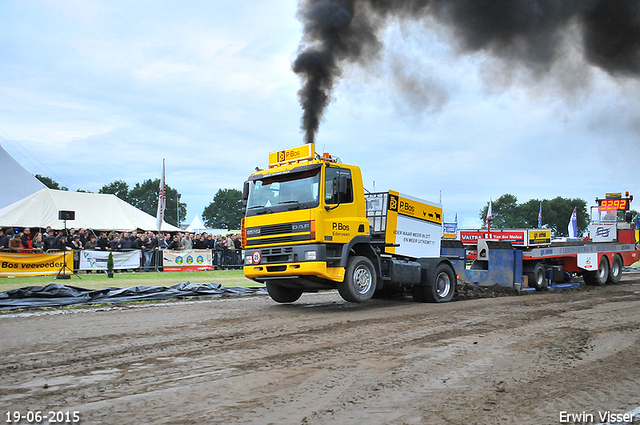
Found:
119,233 -> 133,249
0,229 -> 9,250
96,233 -> 110,250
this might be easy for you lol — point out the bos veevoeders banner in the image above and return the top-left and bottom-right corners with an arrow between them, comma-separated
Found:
0,252 -> 73,277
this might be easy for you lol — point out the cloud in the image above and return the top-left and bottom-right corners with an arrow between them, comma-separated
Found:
1,0 -> 639,226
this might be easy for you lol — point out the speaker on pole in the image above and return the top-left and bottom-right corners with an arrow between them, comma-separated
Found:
58,210 -> 75,221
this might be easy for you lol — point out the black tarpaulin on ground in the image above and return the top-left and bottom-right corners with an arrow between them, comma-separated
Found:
0,282 -> 268,310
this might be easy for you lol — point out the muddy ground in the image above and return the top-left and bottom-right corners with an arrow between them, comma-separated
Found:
1,274 -> 640,425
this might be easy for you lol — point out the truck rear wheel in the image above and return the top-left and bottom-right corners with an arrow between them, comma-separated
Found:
607,255 -> 623,284
526,263 -> 548,291
266,282 -> 303,303
413,263 -> 455,303
338,256 -> 376,303
583,256 -> 609,286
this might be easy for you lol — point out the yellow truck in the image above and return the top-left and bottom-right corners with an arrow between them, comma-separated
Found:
241,143 -> 460,303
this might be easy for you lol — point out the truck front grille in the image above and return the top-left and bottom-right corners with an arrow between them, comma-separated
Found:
245,221 -> 312,247
245,234 -> 310,247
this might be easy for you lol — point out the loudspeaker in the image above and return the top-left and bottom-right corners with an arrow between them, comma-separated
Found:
58,210 -> 75,221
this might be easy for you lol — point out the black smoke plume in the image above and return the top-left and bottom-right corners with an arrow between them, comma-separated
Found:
293,0 -> 640,144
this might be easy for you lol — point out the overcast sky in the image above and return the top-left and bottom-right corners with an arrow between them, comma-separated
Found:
1,0 -> 639,229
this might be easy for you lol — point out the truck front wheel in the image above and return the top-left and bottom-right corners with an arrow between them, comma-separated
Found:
266,282 -> 304,303
413,263 -> 455,303
338,256 -> 376,303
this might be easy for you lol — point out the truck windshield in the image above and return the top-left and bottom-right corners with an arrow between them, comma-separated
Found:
246,167 -> 320,215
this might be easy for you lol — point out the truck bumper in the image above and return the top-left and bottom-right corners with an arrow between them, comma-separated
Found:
244,261 -> 345,284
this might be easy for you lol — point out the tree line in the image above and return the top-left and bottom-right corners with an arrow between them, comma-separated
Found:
479,193 -> 639,237
34,174 -> 243,229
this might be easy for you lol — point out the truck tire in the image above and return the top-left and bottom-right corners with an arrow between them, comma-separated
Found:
338,256 -> 376,303
266,282 -> 303,303
526,263 -> 548,291
607,255 -> 623,284
583,256 -> 609,286
413,263 -> 455,303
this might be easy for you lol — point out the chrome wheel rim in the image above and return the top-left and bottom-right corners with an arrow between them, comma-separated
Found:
354,266 -> 372,294
436,272 -> 451,298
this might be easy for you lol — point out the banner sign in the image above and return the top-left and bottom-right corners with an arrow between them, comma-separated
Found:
460,230 -> 527,245
589,222 -> 617,243
460,229 -> 551,247
79,250 -> 141,271
162,249 -> 213,272
0,251 -> 73,277
443,222 -> 458,239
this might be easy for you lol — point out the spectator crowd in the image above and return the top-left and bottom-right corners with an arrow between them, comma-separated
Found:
0,227 -> 243,271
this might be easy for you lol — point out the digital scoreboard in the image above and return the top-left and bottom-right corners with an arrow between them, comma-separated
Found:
596,196 -> 631,211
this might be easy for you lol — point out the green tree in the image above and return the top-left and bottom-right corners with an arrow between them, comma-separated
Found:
479,194 -> 527,228
542,197 -> 588,237
99,180 -> 130,200
34,174 -> 68,191
202,188 -> 243,229
100,179 -> 186,227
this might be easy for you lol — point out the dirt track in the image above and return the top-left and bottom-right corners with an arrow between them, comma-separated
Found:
2,274 -> 640,425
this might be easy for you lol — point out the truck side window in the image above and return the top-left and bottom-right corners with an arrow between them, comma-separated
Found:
325,168 -> 353,204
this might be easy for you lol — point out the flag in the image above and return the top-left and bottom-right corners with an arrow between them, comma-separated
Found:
567,207 -> 577,238
538,202 -> 542,228
486,199 -> 493,227
156,159 -> 166,231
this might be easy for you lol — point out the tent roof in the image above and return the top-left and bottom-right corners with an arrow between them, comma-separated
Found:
185,215 -> 229,234
0,188 -> 180,232
0,144 -> 45,210
185,215 -> 206,232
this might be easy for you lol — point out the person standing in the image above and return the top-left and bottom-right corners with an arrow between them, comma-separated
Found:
84,235 -> 97,250
181,233 -> 193,250
0,229 -> 9,250
32,233 -> 45,252
20,228 -> 33,250
109,235 -> 121,251
8,234 -> 23,252
96,233 -> 109,250
143,232 -> 157,271
168,234 -> 181,250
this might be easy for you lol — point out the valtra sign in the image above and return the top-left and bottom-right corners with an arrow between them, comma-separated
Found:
459,229 -> 551,247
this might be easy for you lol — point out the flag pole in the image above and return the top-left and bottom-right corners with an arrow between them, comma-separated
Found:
156,159 -> 166,232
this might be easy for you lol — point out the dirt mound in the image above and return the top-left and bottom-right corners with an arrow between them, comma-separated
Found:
454,281 -> 521,300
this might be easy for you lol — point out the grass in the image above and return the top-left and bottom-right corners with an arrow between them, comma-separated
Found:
0,269 -> 261,292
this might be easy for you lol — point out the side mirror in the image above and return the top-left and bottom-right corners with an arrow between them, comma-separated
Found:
242,181 -> 250,201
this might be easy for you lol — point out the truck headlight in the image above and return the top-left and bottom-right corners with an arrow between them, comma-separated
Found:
304,250 -> 317,261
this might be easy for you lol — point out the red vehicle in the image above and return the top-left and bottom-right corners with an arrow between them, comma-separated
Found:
460,193 -> 638,290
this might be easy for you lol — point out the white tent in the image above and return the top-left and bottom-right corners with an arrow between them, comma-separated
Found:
185,215 -> 207,233
185,215 -> 228,235
0,143 -> 46,210
0,188 -> 180,232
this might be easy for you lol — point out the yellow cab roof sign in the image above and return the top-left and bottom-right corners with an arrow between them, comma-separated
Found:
269,143 -> 315,167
